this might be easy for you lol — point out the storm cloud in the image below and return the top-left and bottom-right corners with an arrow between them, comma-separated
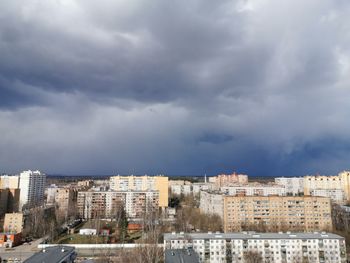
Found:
1,0 -> 350,176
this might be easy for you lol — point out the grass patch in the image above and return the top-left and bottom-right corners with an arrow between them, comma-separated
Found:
56,234 -> 108,244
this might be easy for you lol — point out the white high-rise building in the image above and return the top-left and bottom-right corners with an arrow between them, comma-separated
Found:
19,170 -> 46,210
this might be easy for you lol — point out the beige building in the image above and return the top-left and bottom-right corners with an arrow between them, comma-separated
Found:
0,175 -> 19,189
3,213 -> 23,233
209,173 -> 248,188
54,188 -> 77,219
109,175 -> 168,207
223,196 -> 332,232
77,180 -> 93,189
77,190 -> 159,219
304,171 -> 350,202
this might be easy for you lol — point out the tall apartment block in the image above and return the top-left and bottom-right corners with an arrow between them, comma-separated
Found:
304,171 -> 350,202
275,177 -> 304,196
19,170 -> 46,210
0,175 -> 19,189
223,196 -> 332,232
109,175 -> 168,208
77,190 -> 159,219
54,188 -> 78,219
164,232 -> 347,263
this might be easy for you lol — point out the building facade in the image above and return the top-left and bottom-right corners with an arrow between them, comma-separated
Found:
3,213 -> 23,233
199,191 -> 224,218
209,173 -> 248,188
223,196 -> 332,232
311,189 -> 345,204
54,188 -> 78,219
220,185 -> 286,197
304,171 -> 350,202
275,177 -> 304,196
0,175 -> 19,189
164,232 -> 347,263
19,170 -> 46,210
109,175 -> 168,208
77,190 -> 159,219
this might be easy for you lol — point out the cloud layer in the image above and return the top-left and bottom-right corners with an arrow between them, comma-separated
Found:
1,0 -> 350,176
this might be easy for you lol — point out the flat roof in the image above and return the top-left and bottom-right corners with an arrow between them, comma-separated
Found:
165,248 -> 200,263
164,232 -> 344,241
24,246 -> 76,263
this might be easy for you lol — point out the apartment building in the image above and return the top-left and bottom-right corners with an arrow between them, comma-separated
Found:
170,184 -> 192,195
304,171 -> 350,202
220,184 -> 286,197
0,189 -> 20,216
77,191 -> 124,219
109,175 -> 168,208
223,196 -> 332,232
54,188 -> 78,219
209,173 -> 248,188
199,191 -> 224,218
3,213 -> 23,233
170,180 -> 215,196
164,232 -> 347,263
77,190 -> 159,219
311,189 -> 345,204
275,177 -> 304,196
0,175 -> 19,189
19,170 -> 46,210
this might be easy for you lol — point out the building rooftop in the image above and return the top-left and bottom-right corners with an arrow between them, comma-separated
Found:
164,232 -> 344,241
165,248 -> 200,263
23,246 -> 76,263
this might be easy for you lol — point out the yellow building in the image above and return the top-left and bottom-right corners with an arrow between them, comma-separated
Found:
109,175 -> 168,207
304,171 -> 350,201
223,196 -> 332,232
3,213 -> 23,233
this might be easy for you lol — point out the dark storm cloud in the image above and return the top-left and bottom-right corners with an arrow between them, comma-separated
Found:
0,0 -> 350,175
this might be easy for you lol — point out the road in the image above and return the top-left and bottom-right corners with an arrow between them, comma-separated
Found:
0,236 -> 47,262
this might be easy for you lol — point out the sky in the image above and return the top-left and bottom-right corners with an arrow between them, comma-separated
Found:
1,0 -> 350,176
